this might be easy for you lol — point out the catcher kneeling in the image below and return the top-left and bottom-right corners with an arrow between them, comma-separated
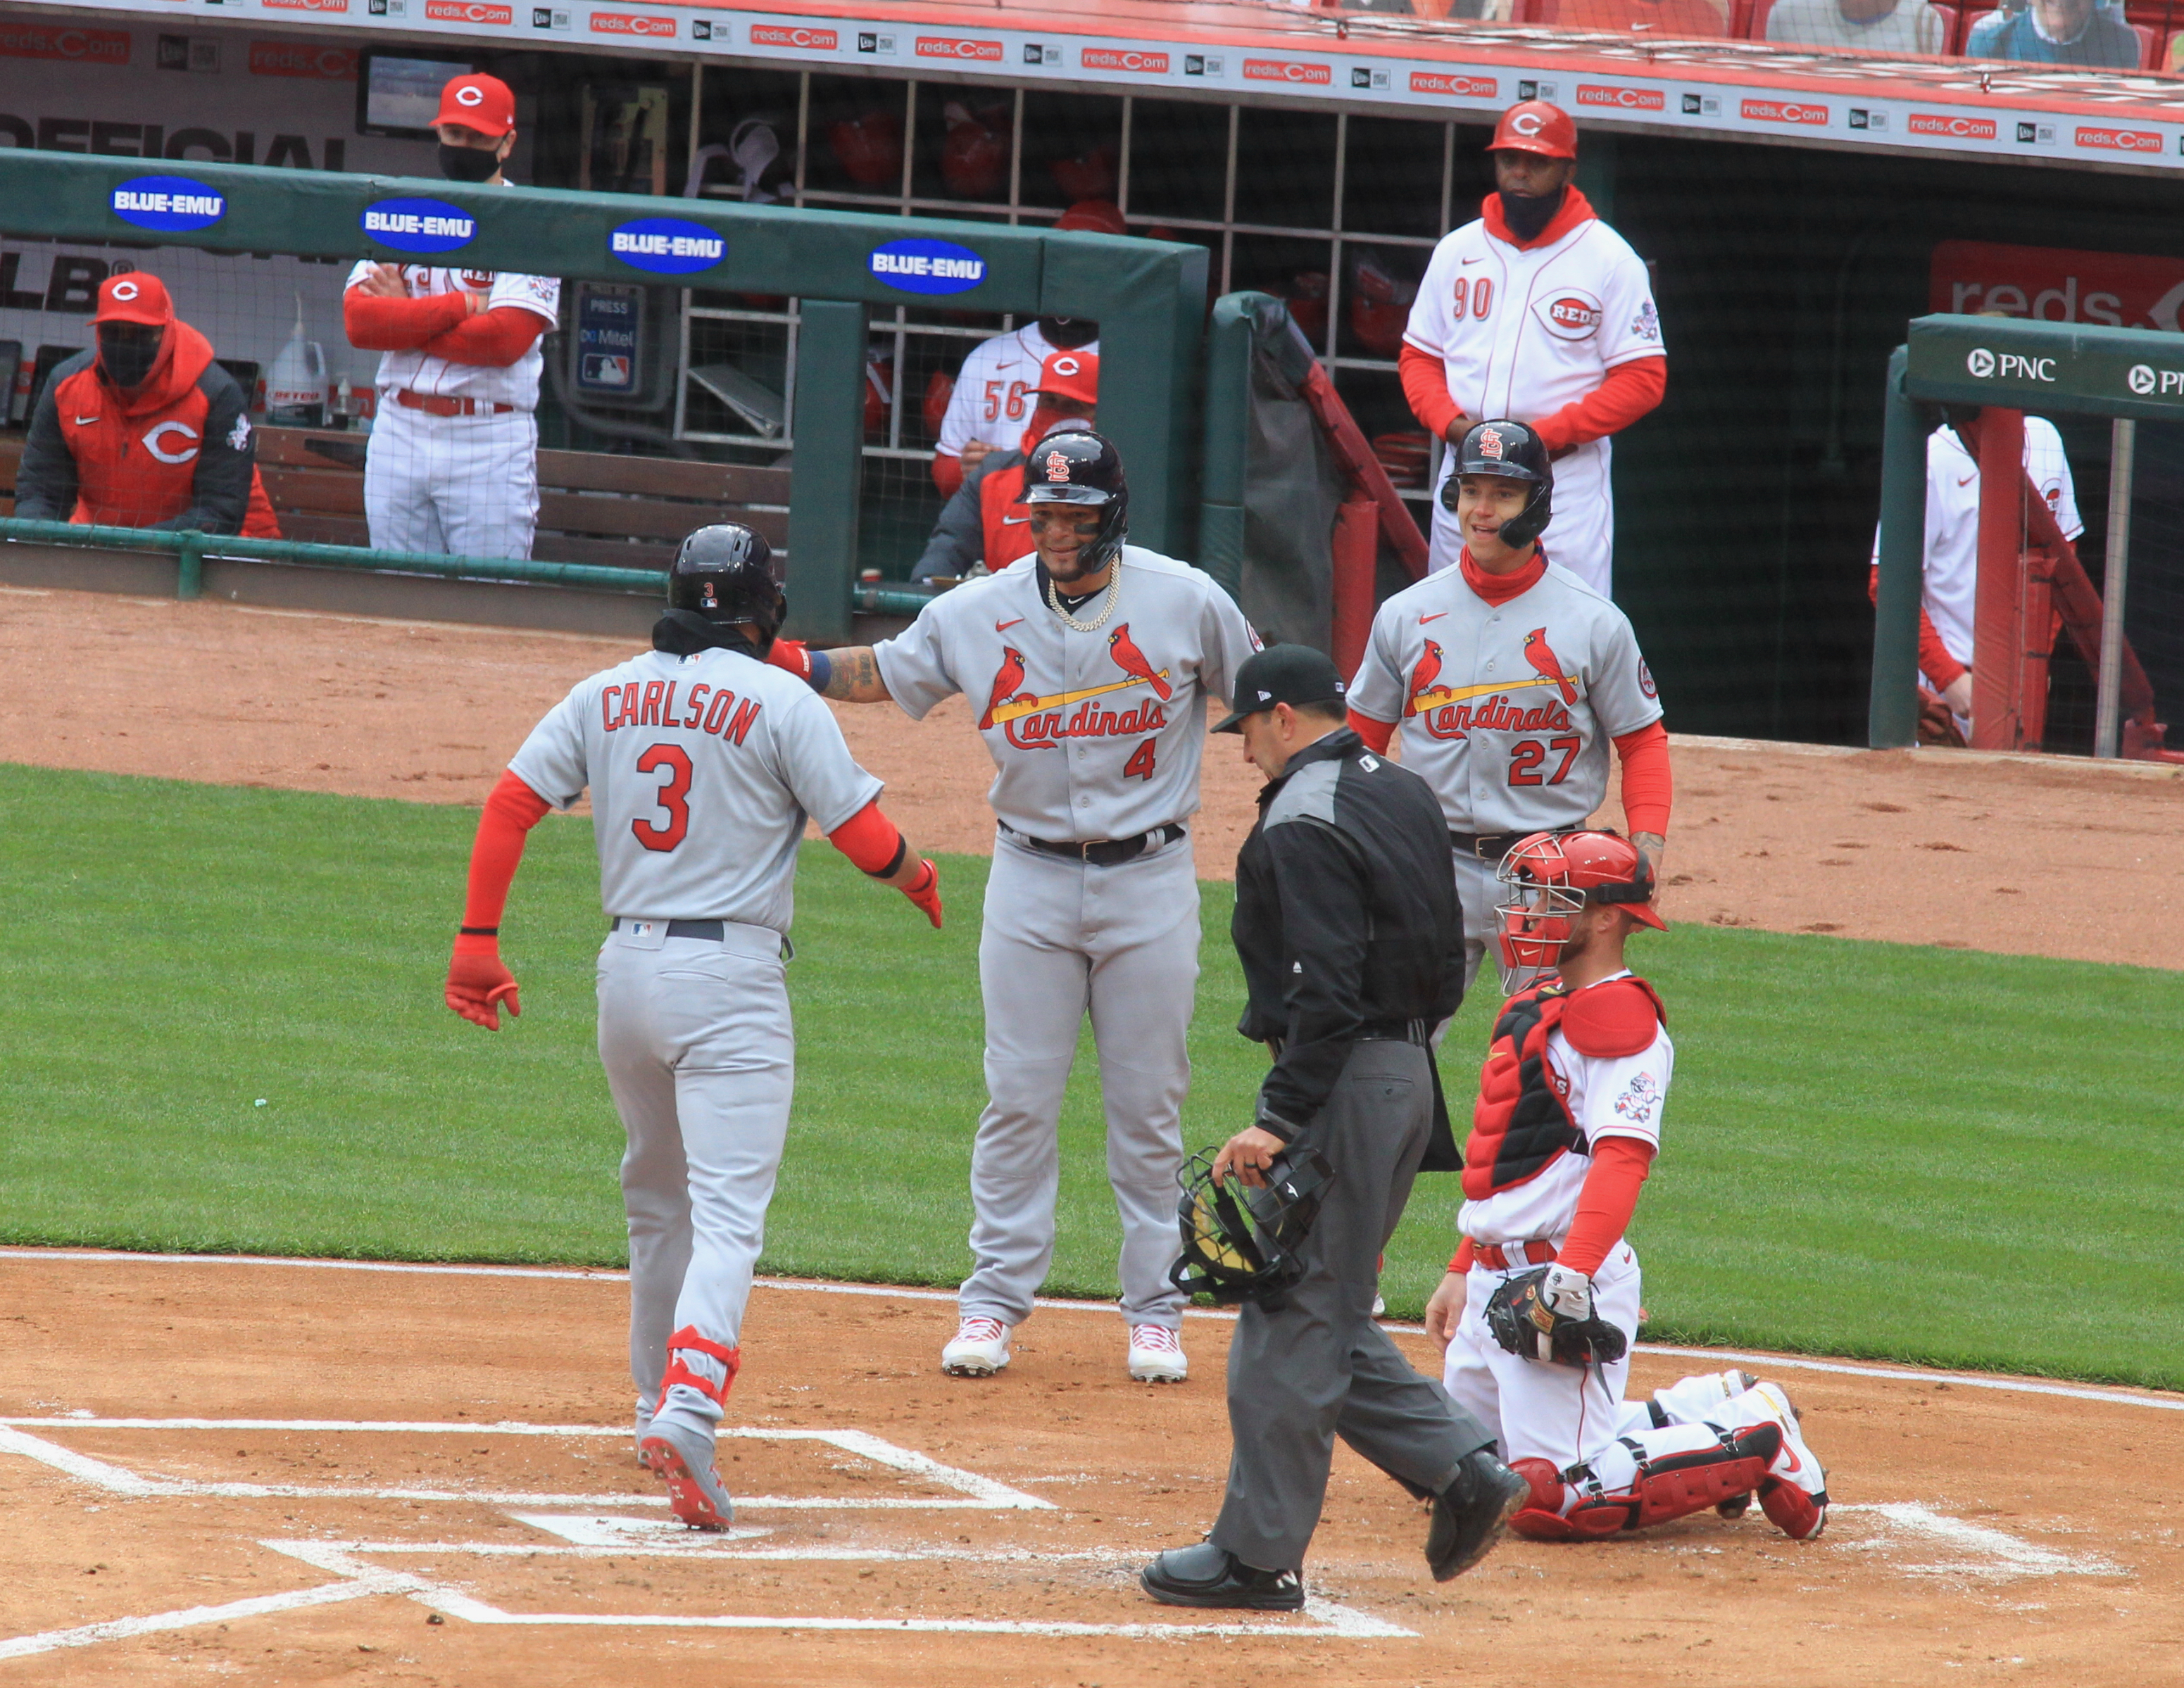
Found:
1424,831 -> 1830,1543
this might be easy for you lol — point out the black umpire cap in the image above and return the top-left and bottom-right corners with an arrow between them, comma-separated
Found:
1212,643 -> 1348,733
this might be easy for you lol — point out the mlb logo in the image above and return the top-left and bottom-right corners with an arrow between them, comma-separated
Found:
581,353 -> 633,389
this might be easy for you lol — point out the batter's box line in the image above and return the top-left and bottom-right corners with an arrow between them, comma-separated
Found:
258,1539 -> 1416,1640
0,1419 -> 1054,1512
1831,1503 -> 2128,1581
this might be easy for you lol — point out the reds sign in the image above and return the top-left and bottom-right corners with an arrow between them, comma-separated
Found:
591,11 -> 675,34
2076,126 -> 2161,154
425,0 -> 513,21
1410,72 -> 1495,97
1083,47 -> 1169,73
749,24 -> 837,48
1932,239 -> 2184,331
1908,114 -> 1996,140
248,40 -> 358,73
916,36 -> 1004,61
1243,58 -> 1332,84
1576,85 -> 1664,111
1741,99 -> 1828,126
0,23 -> 129,59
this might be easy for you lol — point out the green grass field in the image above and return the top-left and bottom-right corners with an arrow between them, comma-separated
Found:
3,762 -> 2180,1390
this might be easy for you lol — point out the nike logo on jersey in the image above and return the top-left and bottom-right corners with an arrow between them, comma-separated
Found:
1419,612 -> 1448,624
996,617 -> 1024,631
1002,516 -> 1028,524
1957,474 -> 1976,486
73,415 -> 99,425
1460,256 -> 1483,265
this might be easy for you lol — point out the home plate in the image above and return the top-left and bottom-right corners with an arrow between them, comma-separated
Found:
510,1513 -> 774,1548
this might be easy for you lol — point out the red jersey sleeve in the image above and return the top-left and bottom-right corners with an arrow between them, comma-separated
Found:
1399,341 -> 1464,441
344,286 -> 469,352
1529,356 -> 1667,454
1612,721 -> 1673,838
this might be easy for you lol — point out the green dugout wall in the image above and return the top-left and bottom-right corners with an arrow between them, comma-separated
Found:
0,149 -> 1205,643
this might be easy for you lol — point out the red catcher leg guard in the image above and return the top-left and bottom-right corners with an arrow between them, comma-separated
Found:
1505,1457 -> 1629,1542
660,1325 -> 742,1409
1759,1476 -> 1827,1541
1628,1423 -> 1781,1530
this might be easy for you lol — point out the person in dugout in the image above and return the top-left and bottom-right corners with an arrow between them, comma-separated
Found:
911,351 -> 1098,584
15,271 -> 282,538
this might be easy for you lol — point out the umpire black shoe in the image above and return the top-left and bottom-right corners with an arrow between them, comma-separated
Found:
1140,1542 -> 1305,1611
1426,1448 -> 1531,1581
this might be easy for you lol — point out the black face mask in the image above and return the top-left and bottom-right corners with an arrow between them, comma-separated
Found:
1500,183 -> 1567,241
97,325 -> 163,391
1037,316 -> 1098,351
439,141 -> 503,183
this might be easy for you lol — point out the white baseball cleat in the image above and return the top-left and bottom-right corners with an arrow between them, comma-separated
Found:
1127,1323 -> 1188,1382
941,1316 -> 1012,1377
1371,1293 -> 1387,1318
1738,1380 -> 1828,1539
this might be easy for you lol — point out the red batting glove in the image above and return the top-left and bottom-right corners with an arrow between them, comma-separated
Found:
765,638 -> 813,681
446,931 -> 522,1031
900,859 -> 943,929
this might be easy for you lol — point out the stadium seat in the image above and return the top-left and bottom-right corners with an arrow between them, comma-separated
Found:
1745,0 -> 1957,49
2135,18 -> 2160,61
1521,0 -> 1731,31
2166,25 -> 2184,70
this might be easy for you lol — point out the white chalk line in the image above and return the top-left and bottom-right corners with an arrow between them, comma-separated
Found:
0,1573 -> 415,1663
8,1247 -> 2180,1414
1833,1504 -> 2126,1580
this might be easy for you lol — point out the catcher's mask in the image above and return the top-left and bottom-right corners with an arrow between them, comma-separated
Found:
1169,1145 -> 1336,1306
1493,829 -> 1667,995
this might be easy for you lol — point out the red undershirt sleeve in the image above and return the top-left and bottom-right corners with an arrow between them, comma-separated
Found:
1612,720 -> 1674,838
931,452 -> 965,499
1866,564 -> 1967,691
1399,341 -> 1463,441
418,306 -> 548,370
1556,1136 -> 1655,1276
1346,707 -> 1395,754
827,799 -> 908,877
1529,356 -> 1667,454
460,770 -> 552,936
344,287 -> 470,352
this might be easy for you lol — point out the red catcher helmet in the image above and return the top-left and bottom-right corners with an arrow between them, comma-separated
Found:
1490,100 -> 1578,161
1493,830 -> 1665,993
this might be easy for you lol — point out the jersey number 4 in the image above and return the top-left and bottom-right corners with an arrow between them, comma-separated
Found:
1507,735 -> 1581,786
632,743 -> 692,852
1122,738 -> 1157,781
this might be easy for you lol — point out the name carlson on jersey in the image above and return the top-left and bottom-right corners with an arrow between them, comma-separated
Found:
600,677 -> 763,745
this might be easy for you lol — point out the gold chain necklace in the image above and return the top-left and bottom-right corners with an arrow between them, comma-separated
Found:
1043,566 -> 1119,633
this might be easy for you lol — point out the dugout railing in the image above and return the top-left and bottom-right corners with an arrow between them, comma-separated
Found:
0,149 -> 1205,643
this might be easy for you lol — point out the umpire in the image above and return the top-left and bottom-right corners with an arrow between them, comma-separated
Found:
1140,645 -> 1526,1611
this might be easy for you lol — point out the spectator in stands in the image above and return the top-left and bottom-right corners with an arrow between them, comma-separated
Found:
1541,0 -> 1730,35
1965,0 -> 2142,65
1766,0 -> 1952,52
914,351 -> 1098,583
928,201 -> 1118,498
15,270 -> 280,538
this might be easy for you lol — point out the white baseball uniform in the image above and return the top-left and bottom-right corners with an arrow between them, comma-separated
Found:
1346,560 -> 1661,985
1405,209 -> 1662,596
508,643 -> 883,1442
872,546 -> 1260,1331
935,324 -> 1102,465
347,256 -> 560,562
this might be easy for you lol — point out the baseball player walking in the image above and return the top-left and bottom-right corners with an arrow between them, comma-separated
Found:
1346,419 -> 1673,990
1401,101 -> 1666,596
343,73 -> 560,561
445,524 -> 942,1530
769,431 -> 1260,1383
1423,829 -> 1828,1542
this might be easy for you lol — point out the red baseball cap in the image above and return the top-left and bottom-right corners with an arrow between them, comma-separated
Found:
1489,100 -> 1578,160
91,270 -> 172,327
435,73 -> 517,137
1035,350 -> 1099,408
1053,199 -> 1127,237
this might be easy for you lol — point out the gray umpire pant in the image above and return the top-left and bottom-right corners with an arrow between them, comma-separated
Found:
1210,1039 -> 1495,1573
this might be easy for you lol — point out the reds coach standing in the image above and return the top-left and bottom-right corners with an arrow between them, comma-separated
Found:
1402,102 -> 1665,597
344,73 -> 560,561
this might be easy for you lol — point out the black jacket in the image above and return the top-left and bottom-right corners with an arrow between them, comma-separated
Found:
1234,727 -> 1464,1161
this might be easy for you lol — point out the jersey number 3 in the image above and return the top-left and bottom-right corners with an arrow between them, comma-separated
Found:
632,743 -> 693,852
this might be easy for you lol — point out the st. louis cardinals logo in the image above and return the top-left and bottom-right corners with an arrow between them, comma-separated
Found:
1405,626 -> 1580,740
1042,447 -> 1074,483
977,623 -> 1172,748
1476,427 -> 1505,460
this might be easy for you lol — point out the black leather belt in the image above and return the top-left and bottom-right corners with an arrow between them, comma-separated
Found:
1008,822 -> 1186,867
1450,831 -> 1526,862
1357,1019 -> 1432,1045
610,918 -> 725,940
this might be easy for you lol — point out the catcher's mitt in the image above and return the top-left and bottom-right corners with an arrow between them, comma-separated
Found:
1483,1265 -> 1627,1368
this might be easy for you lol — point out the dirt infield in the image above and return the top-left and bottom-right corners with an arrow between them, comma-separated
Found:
2,586 -> 2178,966
1,1251 -> 2174,1687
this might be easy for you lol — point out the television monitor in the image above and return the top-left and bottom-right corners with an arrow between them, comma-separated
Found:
356,53 -> 475,140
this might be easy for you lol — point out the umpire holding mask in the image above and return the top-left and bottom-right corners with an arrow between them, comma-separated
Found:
1139,645 -> 1526,1613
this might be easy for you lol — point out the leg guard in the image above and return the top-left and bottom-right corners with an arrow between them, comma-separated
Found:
1528,1423 -> 1783,1539
1623,1423 -> 1780,1529
660,1325 -> 742,1408
1505,1457 -> 1627,1542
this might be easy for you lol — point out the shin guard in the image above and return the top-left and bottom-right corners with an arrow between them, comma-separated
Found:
660,1325 -> 742,1409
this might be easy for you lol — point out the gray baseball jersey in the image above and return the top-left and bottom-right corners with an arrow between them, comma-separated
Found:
1346,560 -> 1660,834
509,645 -> 881,931
873,546 -> 1260,842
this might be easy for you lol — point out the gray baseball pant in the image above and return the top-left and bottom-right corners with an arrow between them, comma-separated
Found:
596,920 -> 793,1441
1210,1038 -> 1496,1573
960,829 -> 1198,1332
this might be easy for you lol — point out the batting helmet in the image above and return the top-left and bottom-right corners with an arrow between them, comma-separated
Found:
668,523 -> 786,648
1490,100 -> 1578,160
1169,1145 -> 1337,1307
1440,418 -> 1555,550
1493,829 -> 1665,994
1022,428 -> 1129,572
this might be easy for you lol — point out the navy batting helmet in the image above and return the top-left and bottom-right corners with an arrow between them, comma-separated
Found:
669,523 -> 786,648
1439,418 -> 1554,550
1022,428 -> 1129,572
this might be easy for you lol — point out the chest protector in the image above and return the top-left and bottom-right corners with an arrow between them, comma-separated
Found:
1462,976 -> 1665,1200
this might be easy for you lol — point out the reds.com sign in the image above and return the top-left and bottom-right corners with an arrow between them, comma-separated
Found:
1576,85 -> 1664,111
2076,126 -> 2162,154
1908,114 -> 1996,140
424,0 -> 513,21
0,23 -> 128,61
1243,58 -> 1332,84
591,12 -> 675,35
1742,99 -> 1828,126
1410,72 -> 1496,98
749,24 -> 836,48
249,41 -> 358,75
1082,47 -> 1169,73
1933,239 -> 2184,331
916,36 -> 1003,61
